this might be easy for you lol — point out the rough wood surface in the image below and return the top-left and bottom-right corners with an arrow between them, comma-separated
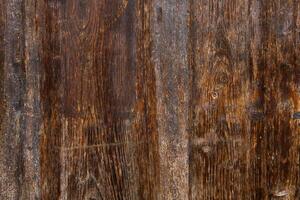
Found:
40,0 -> 159,199
189,0 -> 300,199
0,0 -> 42,199
0,0 -> 299,199
152,0 -> 189,199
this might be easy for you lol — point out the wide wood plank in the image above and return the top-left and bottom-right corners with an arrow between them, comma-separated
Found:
189,0 -> 300,199
40,0 -> 159,199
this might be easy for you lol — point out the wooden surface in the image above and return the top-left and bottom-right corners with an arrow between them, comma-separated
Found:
0,0 -> 299,199
189,1 -> 300,199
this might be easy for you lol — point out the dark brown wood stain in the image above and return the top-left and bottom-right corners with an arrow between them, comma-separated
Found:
0,0 -> 299,199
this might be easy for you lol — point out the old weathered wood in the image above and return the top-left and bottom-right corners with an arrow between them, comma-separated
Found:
152,0 -> 189,199
40,0 -> 160,199
0,0 -> 42,199
189,0 -> 300,199
0,0 -> 299,199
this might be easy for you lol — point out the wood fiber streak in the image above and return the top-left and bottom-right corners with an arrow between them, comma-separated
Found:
189,0 -> 300,199
40,0 -> 159,199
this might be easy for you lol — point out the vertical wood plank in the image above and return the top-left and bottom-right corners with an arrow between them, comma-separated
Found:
189,0 -> 252,199
23,0 -> 43,199
248,1 -> 300,199
189,0 -> 300,199
40,0 -> 160,199
40,0 -> 64,199
1,1 -> 26,198
152,0 -> 190,199
0,0 -> 42,199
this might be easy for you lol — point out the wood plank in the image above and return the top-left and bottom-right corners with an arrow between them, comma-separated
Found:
0,0 -> 42,199
151,0 -> 190,199
23,0 -> 43,199
189,1 -> 251,198
189,0 -> 300,199
1,1 -> 26,198
247,1 -> 300,198
40,0 -> 159,199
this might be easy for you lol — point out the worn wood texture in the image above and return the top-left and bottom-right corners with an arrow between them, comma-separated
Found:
189,0 -> 300,199
40,0 -> 160,199
0,0 -> 42,199
0,0 -> 299,199
152,0 -> 189,199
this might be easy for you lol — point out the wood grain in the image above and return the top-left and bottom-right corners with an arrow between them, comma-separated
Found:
40,0 -> 159,199
152,0 -> 189,199
0,0 -> 42,199
189,0 -> 300,199
0,0 -> 299,199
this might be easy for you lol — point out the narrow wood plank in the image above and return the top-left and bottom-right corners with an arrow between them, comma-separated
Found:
0,0 -> 42,199
0,1 -> 26,198
151,0 -> 190,199
40,0 -> 65,199
23,0 -> 43,199
40,0 -> 159,199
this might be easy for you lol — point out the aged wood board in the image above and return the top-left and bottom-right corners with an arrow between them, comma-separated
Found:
0,0 -> 299,199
